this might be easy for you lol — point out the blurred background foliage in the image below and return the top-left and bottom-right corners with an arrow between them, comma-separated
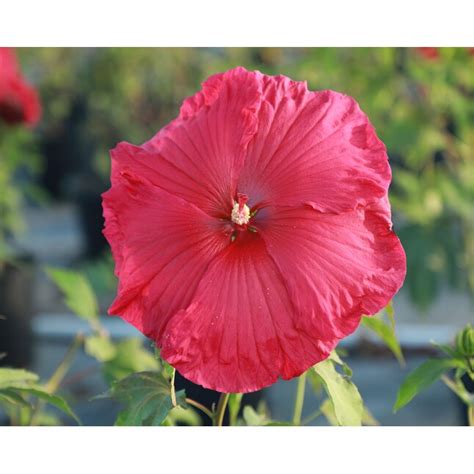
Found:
7,47 -> 474,310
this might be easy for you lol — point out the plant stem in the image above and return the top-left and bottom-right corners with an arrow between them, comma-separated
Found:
292,371 -> 307,426
214,393 -> 230,427
468,406 -> 474,427
170,368 -> 177,407
45,334 -> 84,393
185,398 -> 213,420
30,333 -> 84,426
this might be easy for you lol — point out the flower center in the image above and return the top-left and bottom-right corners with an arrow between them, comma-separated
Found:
231,202 -> 250,226
231,193 -> 250,226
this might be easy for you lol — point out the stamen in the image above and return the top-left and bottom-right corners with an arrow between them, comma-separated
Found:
237,193 -> 248,212
231,194 -> 251,226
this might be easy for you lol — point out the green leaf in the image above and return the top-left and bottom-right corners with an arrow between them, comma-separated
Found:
0,389 -> 32,410
0,368 -> 39,389
329,350 -> 353,376
320,398 -> 338,426
14,387 -> 81,425
361,406 -> 379,426
431,341 -> 462,359
321,397 -> 379,426
85,334 -> 117,362
328,350 -> 344,366
362,312 -> 405,365
242,405 -> 267,426
165,405 -> 201,426
102,338 -> 160,384
313,359 -> 363,426
394,358 -> 461,412
32,411 -> 62,426
45,267 -> 98,320
228,393 -> 243,426
307,368 -> 324,393
97,371 -> 186,426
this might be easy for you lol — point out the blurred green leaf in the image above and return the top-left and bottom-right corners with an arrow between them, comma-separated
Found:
85,334 -> 117,362
96,371 -> 186,426
431,341 -> 466,361
0,369 -> 39,389
164,405 -> 201,426
0,389 -> 32,410
320,398 -> 379,426
394,358 -> 462,412
31,411 -> 62,426
103,338 -> 160,384
361,406 -> 379,426
313,359 -> 363,426
14,387 -> 80,425
320,398 -> 339,426
45,267 -> 98,320
329,350 -> 353,376
362,313 -> 405,365
242,405 -> 267,426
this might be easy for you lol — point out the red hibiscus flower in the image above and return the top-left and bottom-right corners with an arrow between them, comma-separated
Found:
102,67 -> 406,393
0,48 -> 41,126
415,47 -> 440,60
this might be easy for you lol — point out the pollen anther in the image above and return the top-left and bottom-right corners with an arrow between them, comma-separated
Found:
231,201 -> 250,226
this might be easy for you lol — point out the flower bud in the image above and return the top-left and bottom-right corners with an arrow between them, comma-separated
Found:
455,324 -> 474,358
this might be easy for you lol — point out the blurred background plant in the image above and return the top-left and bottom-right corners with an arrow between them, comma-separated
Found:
16,47 -> 474,309
0,47 -> 41,260
0,48 -> 42,370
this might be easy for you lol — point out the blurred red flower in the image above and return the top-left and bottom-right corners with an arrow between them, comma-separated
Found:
0,48 -> 41,126
102,67 -> 406,393
416,47 -> 440,60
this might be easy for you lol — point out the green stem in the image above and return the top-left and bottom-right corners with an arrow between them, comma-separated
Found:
30,333 -> 84,426
185,398 -> 213,420
292,371 -> 307,426
468,406 -> 474,427
214,393 -> 230,427
170,368 -> 177,407
45,334 -> 84,393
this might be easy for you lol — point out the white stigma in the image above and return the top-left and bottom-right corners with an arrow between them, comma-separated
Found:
231,202 -> 250,226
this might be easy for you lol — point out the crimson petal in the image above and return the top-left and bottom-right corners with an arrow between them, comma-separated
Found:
102,173 -> 229,341
138,67 -> 263,216
239,74 -> 390,212
257,199 -> 406,341
160,232 -> 335,393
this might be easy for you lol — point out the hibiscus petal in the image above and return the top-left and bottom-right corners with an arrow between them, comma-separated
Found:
125,67 -> 262,217
256,200 -> 407,341
160,232 -> 335,393
102,173 -> 229,341
239,74 -> 391,212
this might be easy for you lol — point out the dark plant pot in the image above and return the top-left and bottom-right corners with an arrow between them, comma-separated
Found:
0,256 -> 34,368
